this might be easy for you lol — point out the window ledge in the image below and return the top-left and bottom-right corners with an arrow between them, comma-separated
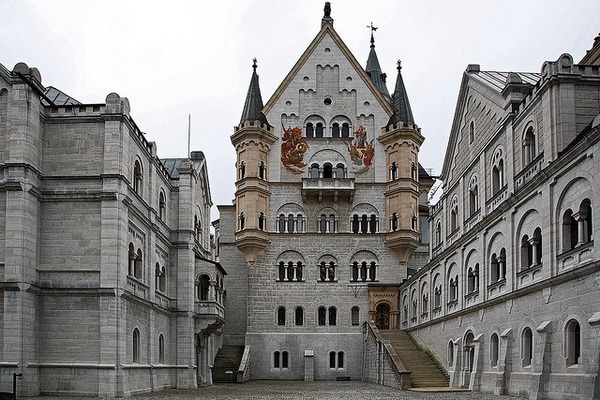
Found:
487,278 -> 506,290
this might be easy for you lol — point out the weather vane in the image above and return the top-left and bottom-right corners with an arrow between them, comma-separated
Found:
367,22 -> 378,45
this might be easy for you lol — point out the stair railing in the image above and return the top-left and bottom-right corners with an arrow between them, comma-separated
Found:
236,345 -> 251,383
363,321 -> 411,389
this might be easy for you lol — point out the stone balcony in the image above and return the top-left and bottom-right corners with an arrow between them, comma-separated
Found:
515,152 -> 544,191
301,178 -> 355,202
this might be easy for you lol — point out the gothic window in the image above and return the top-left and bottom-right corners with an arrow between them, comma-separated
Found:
238,161 -> 246,179
258,212 -> 265,230
434,286 -> 441,309
490,333 -> 499,367
390,162 -> 398,181
277,306 -> 286,326
310,163 -> 320,178
315,122 -> 324,137
199,274 -> 210,301
341,123 -> 350,138
332,123 -> 340,138
133,328 -> 140,363
335,163 -> 345,178
328,306 -> 337,326
565,319 -> 581,366
306,123 -> 314,138
351,306 -> 359,326
318,306 -> 326,326
295,307 -> 304,326
523,126 -> 536,166
449,276 -> 458,302
158,333 -> 165,364
323,163 -> 333,178
522,327 -> 533,367
239,212 -> 245,230
259,161 -> 266,179
448,340 -> 454,366
133,160 -> 143,194
159,191 -> 166,220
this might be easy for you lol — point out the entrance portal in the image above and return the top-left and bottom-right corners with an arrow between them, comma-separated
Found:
375,303 -> 390,330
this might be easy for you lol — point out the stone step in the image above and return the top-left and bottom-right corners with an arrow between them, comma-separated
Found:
212,345 -> 245,383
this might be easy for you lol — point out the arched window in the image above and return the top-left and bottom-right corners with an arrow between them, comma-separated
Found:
533,228 -> 542,265
318,306 -> 326,326
469,175 -> 479,215
128,243 -> 135,276
338,352 -> 344,368
135,249 -> 143,279
133,160 -> 142,194
199,275 -> 210,301
310,163 -> 320,178
323,163 -> 333,178
490,249 -> 506,282
435,221 -> 442,245
133,328 -> 140,363
278,261 -> 285,281
391,213 -> 399,231
158,333 -> 165,364
523,126 -> 536,166
332,123 -> 340,138
274,351 -> 281,368
328,306 -> 337,326
341,123 -> 350,138
296,261 -> 304,281
448,340 -> 454,366
467,264 -> 479,293
369,262 -> 377,281
422,293 -> 428,315
360,262 -> 368,282
296,214 -> 304,233
238,161 -> 246,179
492,160 -> 504,195
469,121 -> 475,144
522,327 -> 533,367
360,214 -> 368,233
521,234 -> 532,270
580,199 -> 593,244
411,163 -> 417,181
287,214 -> 295,233
449,276 -> 458,302
335,163 -> 345,178
239,212 -> 245,230
319,214 -> 327,233
306,123 -> 314,138
562,209 -> 578,251
352,215 -> 359,233
258,212 -> 265,230
282,351 -> 289,368
156,263 -> 166,293
565,319 -> 581,366
295,307 -> 304,326
369,214 -> 377,233
277,306 -> 286,326
329,351 -> 336,368
464,332 -> 475,372
390,162 -> 398,181
278,214 -> 286,233
259,161 -> 266,180
159,192 -> 166,220
490,333 -> 499,367
315,122 -> 324,137
351,306 -> 359,326
450,197 -> 459,232
434,286 -> 442,309
351,262 -> 359,281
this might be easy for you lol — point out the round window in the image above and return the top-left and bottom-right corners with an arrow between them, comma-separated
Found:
324,97 -> 333,106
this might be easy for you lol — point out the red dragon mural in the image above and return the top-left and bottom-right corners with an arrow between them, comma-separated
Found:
281,126 -> 309,173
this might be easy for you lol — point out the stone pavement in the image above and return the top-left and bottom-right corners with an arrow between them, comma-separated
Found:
30,380 -> 523,399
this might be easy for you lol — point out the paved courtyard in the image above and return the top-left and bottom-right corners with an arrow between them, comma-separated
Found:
30,380 -> 523,399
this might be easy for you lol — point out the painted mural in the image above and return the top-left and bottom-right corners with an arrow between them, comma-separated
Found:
345,125 -> 374,173
281,126 -> 309,173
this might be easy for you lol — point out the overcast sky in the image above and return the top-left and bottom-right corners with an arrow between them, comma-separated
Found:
1,0 -> 599,217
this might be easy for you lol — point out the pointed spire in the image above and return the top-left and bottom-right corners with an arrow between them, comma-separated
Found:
387,60 -> 415,126
239,58 -> 269,126
365,24 -> 390,99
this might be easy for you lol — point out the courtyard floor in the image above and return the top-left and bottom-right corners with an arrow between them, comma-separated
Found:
30,380 -> 523,399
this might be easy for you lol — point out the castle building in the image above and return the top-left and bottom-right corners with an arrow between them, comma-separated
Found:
399,37 -> 600,398
0,62 -> 222,396
217,4 -> 433,382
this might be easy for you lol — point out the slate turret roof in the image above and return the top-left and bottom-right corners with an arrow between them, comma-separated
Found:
387,60 -> 414,126
239,59 -> 269,126
365,31 -> 391,100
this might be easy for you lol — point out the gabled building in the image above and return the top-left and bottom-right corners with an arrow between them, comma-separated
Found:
400,35 -> 600,399
0,62 -> 223,396
218,4 -> 432,381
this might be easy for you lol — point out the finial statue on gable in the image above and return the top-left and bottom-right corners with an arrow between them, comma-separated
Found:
322,2 -> 333,26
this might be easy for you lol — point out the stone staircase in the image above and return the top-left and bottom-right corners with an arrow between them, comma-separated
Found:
380,330 -> 449,388
212,345 -> 245,383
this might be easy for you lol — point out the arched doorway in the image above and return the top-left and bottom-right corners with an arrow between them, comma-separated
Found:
375,303 -> 390,330
464,331 -> 475,372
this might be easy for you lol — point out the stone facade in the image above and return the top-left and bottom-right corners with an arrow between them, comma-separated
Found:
218,11 -> 432,382
400,45 -> 600,398
0,62 -> 223,396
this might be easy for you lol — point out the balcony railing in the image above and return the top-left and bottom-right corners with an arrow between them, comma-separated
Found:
486,185 -> 508,214
301,178 -> 355,202
515,152 -> 544,191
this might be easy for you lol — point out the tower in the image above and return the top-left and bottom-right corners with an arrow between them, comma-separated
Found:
231,60 -> 277,265
379,61 -> 425,267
